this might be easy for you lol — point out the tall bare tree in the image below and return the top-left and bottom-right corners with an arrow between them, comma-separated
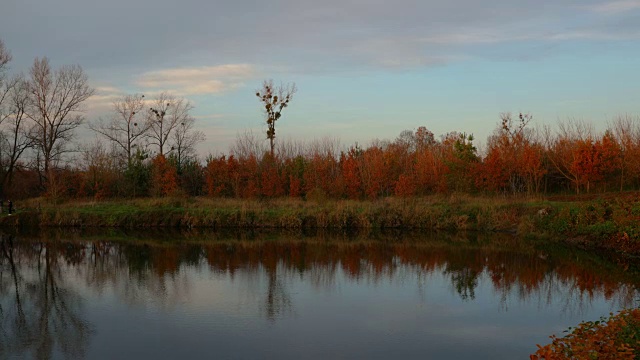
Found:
26,57 -> 94,184
171,115 -> 205,172
89,94 -> 149,168
146,92 -> 192,157
256,79 -> 296,157
609,115 -> 640,191
0,38 -> 11,79
0,39 -> 13,123
0,75 -> 35,194
230,129 -> 267,160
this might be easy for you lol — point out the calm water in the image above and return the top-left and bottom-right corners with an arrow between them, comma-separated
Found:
0,230 -> 638,359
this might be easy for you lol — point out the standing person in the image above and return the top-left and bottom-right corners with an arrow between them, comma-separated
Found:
8,200 -> 13,215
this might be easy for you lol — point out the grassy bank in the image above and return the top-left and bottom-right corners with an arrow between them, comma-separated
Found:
0,195 -> 543,230
3,193 -> 640,255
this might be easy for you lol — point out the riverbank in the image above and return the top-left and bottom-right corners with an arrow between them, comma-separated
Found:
3,193 -> 640,256
5,194 -> 640,360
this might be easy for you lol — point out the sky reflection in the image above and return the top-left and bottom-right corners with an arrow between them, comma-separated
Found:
0,232 -> 638,359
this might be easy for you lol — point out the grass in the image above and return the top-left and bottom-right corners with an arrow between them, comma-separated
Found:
9,195 -> 540,230
3,193 -> 640,256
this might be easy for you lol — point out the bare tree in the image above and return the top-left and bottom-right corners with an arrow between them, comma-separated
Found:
0,75 -> 35,194
89,94 -> 149,168
171,115 -> 205,172
610,115 -> 640,191
146,92 -> 192,157
26,57 -> 95,184
0,38 -> 11,79
543,119 -> 595,194
275,136 -> 306,159
230,129 -> 267,159
255,79 -> 296,157
0,39 -> 13,122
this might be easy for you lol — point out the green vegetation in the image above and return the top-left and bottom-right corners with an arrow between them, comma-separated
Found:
3,193 -> 640,257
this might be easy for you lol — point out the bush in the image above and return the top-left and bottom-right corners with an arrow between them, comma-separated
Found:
531,308 -> 640,360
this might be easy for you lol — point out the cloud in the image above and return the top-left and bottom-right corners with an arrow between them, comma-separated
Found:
545,29 -> 640,41
136,64 -> 257,95
3,0 -> 640,77
588,0 -> 640,14
84,85 -> 125,115
418,32 -> 529,45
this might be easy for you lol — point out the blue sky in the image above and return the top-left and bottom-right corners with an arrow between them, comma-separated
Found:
1,0 -> 639,155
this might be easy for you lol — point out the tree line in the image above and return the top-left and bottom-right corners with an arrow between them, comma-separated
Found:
0,39 -> 639,200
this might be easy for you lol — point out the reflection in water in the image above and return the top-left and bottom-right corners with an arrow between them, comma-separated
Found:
0,230 -> 638,359
0,235 -> 93,360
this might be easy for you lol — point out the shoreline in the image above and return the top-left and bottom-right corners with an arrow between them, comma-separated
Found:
2,195 -> 639,257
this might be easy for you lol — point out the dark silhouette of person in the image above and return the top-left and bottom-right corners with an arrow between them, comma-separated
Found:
8,200 -> 13,215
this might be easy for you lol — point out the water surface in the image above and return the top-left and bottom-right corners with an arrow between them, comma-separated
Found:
0,230 -> 638,359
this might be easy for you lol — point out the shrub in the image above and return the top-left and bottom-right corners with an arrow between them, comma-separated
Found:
531,308 -> 640,360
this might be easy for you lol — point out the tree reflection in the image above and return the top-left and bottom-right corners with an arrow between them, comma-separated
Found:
262,244 -> 293,321
0,235 -> 92,360
1,230 -> 638,343
447,267 -> 479,300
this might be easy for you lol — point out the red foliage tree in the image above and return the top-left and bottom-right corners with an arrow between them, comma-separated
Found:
341,147 -> 362,199
204,155 -> 229,197
394,174 -> 416,197
151,155 -> 178,196
259,153 -> 284,197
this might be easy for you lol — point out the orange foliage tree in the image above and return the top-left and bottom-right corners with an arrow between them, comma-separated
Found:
259,153 -> 284,197
204,155 -> 230,197
150,154 -> 178,196
341,146 -> 362,199
477,113 -> 545,194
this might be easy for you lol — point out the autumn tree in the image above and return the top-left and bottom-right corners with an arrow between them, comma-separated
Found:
570,131 -> 621,193
26,57 -> 95,186
341,145 -> 362,199
81,139 -> 119,199
239,154 -> 260,198
410,127 -> 445,194
282,155 -> 305,197
259,153 -> 284,197
303,139 -> 343,198
255,79 -> 296,157
359,145 -> 387,199
478,113 -> 544,194
146,92 -> 193,157
89,94 -> 149,169
545,120 -> 594,193
204,155 -> 230,197
150,154 -> 178,197
442,132 -> 479,193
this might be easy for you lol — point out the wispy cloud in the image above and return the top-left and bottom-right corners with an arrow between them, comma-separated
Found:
418,32 -> 529,45
85,85 -> 125,116
546,29 -> 640,41
589,0 -> 640,14
136,64 -> 257,95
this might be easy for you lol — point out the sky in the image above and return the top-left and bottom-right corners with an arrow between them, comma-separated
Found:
1,0 -> 639,156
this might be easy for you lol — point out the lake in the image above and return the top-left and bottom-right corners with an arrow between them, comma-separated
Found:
0,229 -> 638,359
